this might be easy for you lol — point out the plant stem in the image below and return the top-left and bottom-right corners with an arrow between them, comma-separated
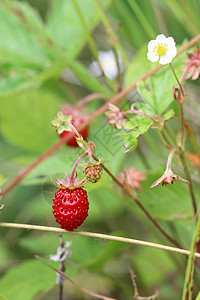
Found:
169,64 -> 198,216
1,35 -> 200,197
0,222 -> 199,258
124,110 -> 157,123
179,150 -> 197,216
70,152 -> 88,182
93,155 -> 181,248
169,63 -> 185,96
166,147 -> 177,170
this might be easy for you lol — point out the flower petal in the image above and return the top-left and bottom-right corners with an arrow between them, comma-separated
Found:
166,37 -> 175,45
148,40 -> 158,51
156,34 -> 167,42
147,52 -> 159,62
159,54 -> 173,65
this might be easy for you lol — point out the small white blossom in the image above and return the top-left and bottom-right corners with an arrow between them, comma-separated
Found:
147,34 -> 177,65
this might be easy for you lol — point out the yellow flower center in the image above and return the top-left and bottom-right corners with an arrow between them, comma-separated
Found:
153,43 -> 168,57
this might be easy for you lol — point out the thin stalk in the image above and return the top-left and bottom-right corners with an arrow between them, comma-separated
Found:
93,0 -> 129,67
93,155 -> 181,248
70,152 -> 88,182
124,110 -> 157,123
179,150 -> 197,216
1,34 -> 200,197
169,64 -> 198,216
59,283 -> 63,300
169,63 -> 184,96
0,222 -> 199,258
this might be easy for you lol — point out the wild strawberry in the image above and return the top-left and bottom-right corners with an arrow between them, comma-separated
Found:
60,125 -> 88,147
83,164 -> 103,183
60,104 -> 88,147
52,187 -> 89,231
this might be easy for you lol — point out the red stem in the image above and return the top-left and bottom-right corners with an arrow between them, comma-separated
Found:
124,110 -> 157,123
1,34 -> 200,197
70,152 -> 88,182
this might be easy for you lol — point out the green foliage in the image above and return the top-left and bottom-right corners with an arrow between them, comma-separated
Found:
1,0 -> 200,299
182,212 -> 200,299
118,116 -> 153,152
0,294 -> 8,300
0,260 -> 55,300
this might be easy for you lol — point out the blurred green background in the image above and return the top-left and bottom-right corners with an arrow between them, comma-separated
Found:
0,0 -> 200,299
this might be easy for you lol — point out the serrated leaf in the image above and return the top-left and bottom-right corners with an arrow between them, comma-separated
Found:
118,116 -> 152,152
0,260 -> 55,300
162,109 -> 175,121
137,61 -> 184,115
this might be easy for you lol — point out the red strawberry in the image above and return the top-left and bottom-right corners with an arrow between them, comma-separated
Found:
60,104 -> 89,147
60,125 -> 88,147
52,187 -> 89,231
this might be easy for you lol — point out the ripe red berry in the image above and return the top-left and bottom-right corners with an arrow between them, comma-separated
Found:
52,187 -> 89,231
60,125 -> 88,147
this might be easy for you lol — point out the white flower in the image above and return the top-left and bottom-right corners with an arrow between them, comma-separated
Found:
147,34 -> 177,65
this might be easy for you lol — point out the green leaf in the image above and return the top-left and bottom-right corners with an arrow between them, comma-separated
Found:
0,3 -> 51,66
182,212 -> 200,299
87,232 -> 127,271
0,293 -> 8,300
137,60 -> 184,115
0,260 -> 55,300
162,109 -> 175,121
137,172 -> 195,221
118,116 -> 153,152
196,292 -> 200,300
47,0 -> 111,59
0,80 -> 66,153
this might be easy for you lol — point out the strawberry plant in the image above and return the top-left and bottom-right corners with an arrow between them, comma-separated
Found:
1,1 -> 200,300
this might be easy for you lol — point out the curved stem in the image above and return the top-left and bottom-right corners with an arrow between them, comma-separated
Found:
70,152 -> 88,182
87,143 -> 93,163
123,110 -> 157,123
169,63 -> 184,97
64,120 -> 80,138
179,150 -> 197,216
166,147 -> 177,170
